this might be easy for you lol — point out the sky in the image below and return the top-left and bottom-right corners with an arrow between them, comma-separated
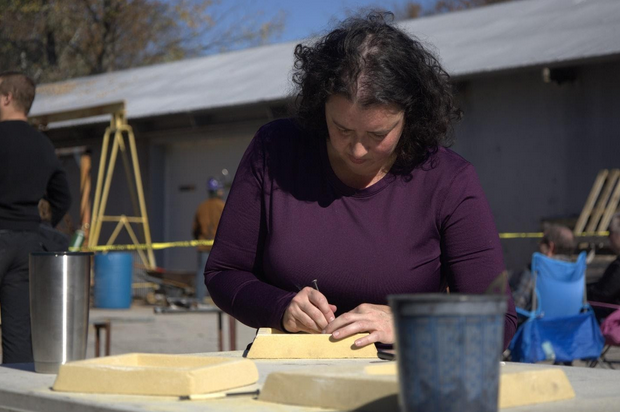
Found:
226,0 -> 437,45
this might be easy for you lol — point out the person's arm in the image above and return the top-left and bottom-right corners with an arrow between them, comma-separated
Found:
437,164 -> 517,349
588,259 -> 620,302
204,132 -> 297,330
45,165 -> 71,228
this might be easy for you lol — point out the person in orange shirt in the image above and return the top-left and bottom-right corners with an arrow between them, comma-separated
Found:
192,178 -> 225,300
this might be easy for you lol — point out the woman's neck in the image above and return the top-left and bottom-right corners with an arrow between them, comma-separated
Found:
326,143 -> 394,190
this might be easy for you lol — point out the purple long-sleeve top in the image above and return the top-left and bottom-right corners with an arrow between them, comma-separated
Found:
205,119 -> 517,348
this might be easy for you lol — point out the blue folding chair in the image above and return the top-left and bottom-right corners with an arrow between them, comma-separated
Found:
509,251 -> 604,363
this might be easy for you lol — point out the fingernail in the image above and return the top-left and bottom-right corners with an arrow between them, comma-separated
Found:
333,331 -> 339,337
329,316 -> 335,322
322,329 -> 326,334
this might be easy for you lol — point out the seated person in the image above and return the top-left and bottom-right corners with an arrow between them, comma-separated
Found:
204,12 -> 517,350
509,224 -> 575,315
587,213 -> 620,321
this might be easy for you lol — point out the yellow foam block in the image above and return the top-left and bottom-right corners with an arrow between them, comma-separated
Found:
259,362 -> 575,410
246,328 -> 377,359
259,364 -> 398,411
499,364 -> 575,408
364,362 -> 397,375
52,353 -> 259,396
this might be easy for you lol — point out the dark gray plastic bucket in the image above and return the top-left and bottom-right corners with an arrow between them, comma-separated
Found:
389,294 -> 507,412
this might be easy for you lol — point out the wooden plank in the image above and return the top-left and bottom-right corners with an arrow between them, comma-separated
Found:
586,169 -> 619,232
575,169 -> 608,234
79,153 -> 92,244
598,174 -> 620,232
30,101 -> 125,126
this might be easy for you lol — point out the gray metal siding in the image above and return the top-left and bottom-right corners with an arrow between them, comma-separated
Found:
452,60 -> 620,268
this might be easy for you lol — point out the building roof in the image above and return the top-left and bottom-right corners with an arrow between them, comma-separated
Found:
400,0 -> 620,77
31,0 -> 620,126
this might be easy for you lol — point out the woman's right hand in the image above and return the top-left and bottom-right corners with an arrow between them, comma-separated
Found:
282,287 -> 337,333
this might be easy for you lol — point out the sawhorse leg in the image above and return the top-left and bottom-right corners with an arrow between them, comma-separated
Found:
94,320 -> 111,357
215,311 -> 236,351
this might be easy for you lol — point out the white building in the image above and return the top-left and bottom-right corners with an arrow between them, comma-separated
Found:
32,0 -> 620,271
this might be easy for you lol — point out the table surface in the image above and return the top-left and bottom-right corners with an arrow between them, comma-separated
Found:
1,351 -> 620,412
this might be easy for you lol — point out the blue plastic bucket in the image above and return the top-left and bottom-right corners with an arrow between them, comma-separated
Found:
94,252 -> 133,309
389,294 -> 507,412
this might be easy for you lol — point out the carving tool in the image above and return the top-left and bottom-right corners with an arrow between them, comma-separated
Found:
179,389 -> 260,401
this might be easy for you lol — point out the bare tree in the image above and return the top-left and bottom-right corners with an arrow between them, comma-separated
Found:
0,0 -> 286,82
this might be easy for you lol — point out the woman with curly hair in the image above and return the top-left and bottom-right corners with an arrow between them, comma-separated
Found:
205,12 -> 517,349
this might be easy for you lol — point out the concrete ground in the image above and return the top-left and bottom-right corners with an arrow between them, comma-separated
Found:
76,301 -> 620,369
1,299 -> 619,368
85,301 -> 257,358
0,300 -> 257,361
85,303 -> 620,369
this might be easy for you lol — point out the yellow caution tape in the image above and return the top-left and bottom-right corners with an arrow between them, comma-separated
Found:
72,230 -> 611,253
71,239 -> 214,252
499,232 -> 544,239
499,231 -> 609,239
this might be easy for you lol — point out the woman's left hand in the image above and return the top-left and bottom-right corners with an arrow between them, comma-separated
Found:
323,303 -> 394,347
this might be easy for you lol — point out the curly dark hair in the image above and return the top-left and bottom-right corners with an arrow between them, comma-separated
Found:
292,12 -> 462,173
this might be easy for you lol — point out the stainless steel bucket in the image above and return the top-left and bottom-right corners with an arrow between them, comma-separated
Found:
29,252 -> 93,373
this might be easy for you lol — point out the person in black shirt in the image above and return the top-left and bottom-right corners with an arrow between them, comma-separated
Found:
588,213 -> 620,321
0,72 -> 71,363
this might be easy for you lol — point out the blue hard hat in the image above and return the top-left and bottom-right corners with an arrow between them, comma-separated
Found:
207,177 -> 222,191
